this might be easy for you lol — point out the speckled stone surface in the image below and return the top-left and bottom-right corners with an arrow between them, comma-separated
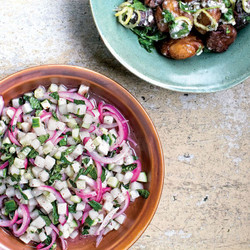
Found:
0,1 -> 249,249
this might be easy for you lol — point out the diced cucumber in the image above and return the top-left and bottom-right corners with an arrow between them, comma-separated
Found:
32,117 -> 41,128
18,147 -> 32,160
70,195 -> 81,203
107,177 -> 119,188
137,172 -> 147,182
108,163 -> 115,171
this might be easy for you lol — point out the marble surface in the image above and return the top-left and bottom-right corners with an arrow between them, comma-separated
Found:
0,1 -> 249,249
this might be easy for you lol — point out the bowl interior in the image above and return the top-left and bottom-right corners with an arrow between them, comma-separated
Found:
0,65 -> 164,250
90,0 -> 250,92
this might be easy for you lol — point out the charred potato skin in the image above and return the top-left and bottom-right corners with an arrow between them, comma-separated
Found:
206,24 -> 237,52
234,0 -> 250,30
160,35 -> 204,60
144,0 -> 164,8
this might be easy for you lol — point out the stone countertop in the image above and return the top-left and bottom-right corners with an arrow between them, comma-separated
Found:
0,1 -> 249,249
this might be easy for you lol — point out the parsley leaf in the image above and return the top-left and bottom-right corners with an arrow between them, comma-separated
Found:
51,201 -> 59,225
49,92 -> 59,100
88,200 -> 102,211
29,97 -> 42,110
131,27 -> 167,53
52,110 -> 59,121
130,0 -> 147,11
137,189 -> 150,199
38,134 -> 49,144
122,163 -> 137,172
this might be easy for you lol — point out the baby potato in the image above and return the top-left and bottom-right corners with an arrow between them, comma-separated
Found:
144,0 -> 163,8
155,6 -> 169,32
206,24 -> 237,52
159,34 -> 204,60
162,0 -> 180,17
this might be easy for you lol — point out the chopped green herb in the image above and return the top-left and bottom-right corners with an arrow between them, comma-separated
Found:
18,98 -> 24,106
131,27 -> 167,53
223,0 -> 231,8
162,9 -> 175,23
58,136 -> 67,146
122,183 -> 130,190
178,1 -> 197,13
69,179 -> 77,188
82,157 -> 90,165
51,201 -> 59,225
113,200 -> 121,208
47,165 -> 62,185
170,21 -> 190,38
74,166 -> 91,182
43,235 -> 52,245
27,147 -> 39,159
88,200 -> 102,211
68,204 -> 77,213
85,216 -> 94,226
82,226 -> 90,235
23,95 -> 30,102
63,145 -> 76,156
88,164 -> 97,180
122,163 -> 137,172
74,100 -> 85,105
29,97 -> 42,110
40,214 -> 51,226
52,110 -> 59,121
101,167 -> 106,182
4,200 -> 17,215
223,8 -> 234,22
2,169 -> 7,178
38,134 -> 50,144
49,92 -> 59,100
14,185 -> 28,200
137,189 -> 150,199
129,0 -> 147,11
35,110 -> 42,116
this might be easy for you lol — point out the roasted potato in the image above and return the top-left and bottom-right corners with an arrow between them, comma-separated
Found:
206,24 -> 237,52
155,6 -> 169,32
144,0 -> 164,8
159,34 -> 203,60
162,0 -> 180,17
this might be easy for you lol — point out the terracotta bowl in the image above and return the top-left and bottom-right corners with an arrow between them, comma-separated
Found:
0,65 -> 164,250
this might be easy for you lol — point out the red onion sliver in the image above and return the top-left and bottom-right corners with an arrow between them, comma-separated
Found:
0,195 -> 7,208
13,204 -> 30,237
0,161 -> 9,170
8,130 -> 21,146
96,229 -> 104,247
95,161 -> 102,203
38,186 -> 65,203
81,204 -> 91,225
130,160 -> 142,183
0,210 -> 18,227
102,111 -> 127,151
96,207 -> 119,235
0,96 -> 4,116
50,224 -> 59,235
87,142 -> 129,164
58,92 -> 94,110
39,230 -> 56,250
36,243 -> 45,249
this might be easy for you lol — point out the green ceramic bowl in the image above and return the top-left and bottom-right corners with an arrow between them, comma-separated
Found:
90,0 -> 250,93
